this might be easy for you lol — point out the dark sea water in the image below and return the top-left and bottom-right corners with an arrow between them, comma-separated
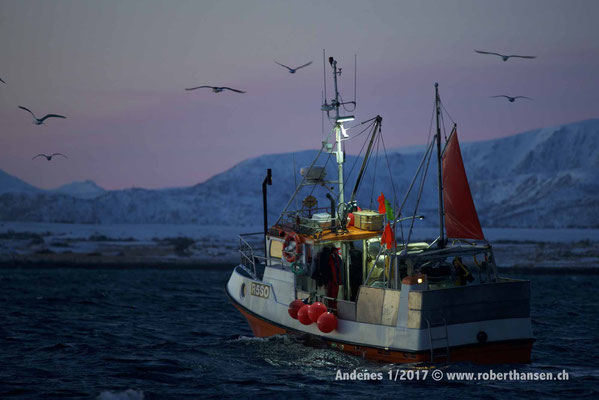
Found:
1,268 -> 598,399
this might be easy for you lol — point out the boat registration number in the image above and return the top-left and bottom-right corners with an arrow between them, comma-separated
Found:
250,282 -> 270,299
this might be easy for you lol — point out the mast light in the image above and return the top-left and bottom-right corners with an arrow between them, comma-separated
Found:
336,115 -> 355,123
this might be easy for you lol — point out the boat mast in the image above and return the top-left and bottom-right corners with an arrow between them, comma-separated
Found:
435,82 -> 445,248
331,57 -> 344,206
320,55 -> 355,220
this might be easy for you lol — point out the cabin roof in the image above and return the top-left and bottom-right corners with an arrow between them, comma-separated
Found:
307,225 -> 382,244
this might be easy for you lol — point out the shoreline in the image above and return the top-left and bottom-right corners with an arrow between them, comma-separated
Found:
0,253 -> 239,270
1,223 -> 597,272
1,255 -> 598,274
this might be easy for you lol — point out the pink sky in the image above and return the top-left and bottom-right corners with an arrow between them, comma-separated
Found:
1,0 -> 598,190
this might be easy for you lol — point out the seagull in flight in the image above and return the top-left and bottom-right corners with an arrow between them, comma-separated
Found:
475,50 -> 536,62
274,61 -> 313,74
491,95 -> 533,103
18,106 -> 66,125
32,153 -> 68,161
184,86 -> 245,93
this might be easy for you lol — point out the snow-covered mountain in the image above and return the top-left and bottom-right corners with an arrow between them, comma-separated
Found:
52,180 -> 106,199
0,119 -> 597,228
0,170 -> 41,194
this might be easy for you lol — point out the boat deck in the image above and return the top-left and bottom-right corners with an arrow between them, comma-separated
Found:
309,225 -> 382,244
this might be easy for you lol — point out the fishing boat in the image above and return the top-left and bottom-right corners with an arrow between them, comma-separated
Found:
225,55 -> 534,364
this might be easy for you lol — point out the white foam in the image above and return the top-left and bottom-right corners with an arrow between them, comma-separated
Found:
97,389 -> 144,400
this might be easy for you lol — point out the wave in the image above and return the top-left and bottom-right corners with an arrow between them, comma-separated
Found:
97,389 -> 144,400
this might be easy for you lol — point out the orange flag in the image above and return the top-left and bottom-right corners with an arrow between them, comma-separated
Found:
381,222 -> 395,249
377,192 -> 386,215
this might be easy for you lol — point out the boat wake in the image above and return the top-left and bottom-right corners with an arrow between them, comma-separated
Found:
226,334 -> 366,370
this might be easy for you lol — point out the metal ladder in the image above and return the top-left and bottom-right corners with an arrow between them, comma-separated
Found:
426,318 -> 450,363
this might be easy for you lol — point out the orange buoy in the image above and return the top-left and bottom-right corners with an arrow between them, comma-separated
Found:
297,304 -> 312,325
308,302 -> 327,323
317,312 -> 337,333
288,299 -> 305,319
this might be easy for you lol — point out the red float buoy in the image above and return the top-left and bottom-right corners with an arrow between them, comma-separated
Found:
297,304 -> 312,325
308,301 -> 327,323
317,312 -> 337,333
288,299 -> 304,319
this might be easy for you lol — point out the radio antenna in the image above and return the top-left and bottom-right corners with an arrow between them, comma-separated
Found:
354,54 -> 357,106
321,91 -> 324,137
323,49 -> 327,104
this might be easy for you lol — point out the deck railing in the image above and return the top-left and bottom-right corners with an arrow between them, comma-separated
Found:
238,232 -> 267,280
278,207 -> 338,238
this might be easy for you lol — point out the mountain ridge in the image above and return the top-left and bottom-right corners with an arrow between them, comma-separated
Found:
0,118 -> 597,228
52,180 -> 106,199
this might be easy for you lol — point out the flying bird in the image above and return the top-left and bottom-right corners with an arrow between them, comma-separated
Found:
18,106 -> 66,125
474,50 -> 536,62
32,153 -> 68,161
184,86 -> 245,93
491,95 -> 533,103
274,61 -> 313,74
